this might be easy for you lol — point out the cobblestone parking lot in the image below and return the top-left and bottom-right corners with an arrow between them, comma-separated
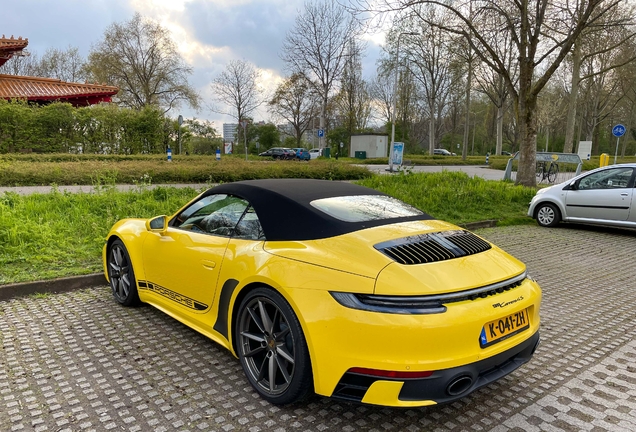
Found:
1,224 -> 636,431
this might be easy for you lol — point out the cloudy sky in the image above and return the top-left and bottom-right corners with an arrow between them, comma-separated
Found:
1,0 -> 386,130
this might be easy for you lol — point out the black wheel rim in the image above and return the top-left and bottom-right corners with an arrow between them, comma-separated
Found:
109,244 -> 131,301
238,296 -> 296,396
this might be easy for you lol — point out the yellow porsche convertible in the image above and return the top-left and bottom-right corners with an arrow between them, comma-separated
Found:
103,179 -> 541,407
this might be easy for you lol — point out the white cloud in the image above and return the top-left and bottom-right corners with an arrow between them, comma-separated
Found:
1,0 -> 384,127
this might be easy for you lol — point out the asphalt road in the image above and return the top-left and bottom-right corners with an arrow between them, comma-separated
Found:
2,224 -> 635,431
357,164 -> 505,181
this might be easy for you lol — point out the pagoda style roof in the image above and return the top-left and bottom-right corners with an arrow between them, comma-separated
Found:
0,35 -> 29,67
0,74 -> 119,106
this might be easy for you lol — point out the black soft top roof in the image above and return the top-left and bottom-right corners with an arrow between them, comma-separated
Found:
203,179 -> 433,241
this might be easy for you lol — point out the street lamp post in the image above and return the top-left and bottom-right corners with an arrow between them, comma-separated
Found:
389,32 -> 418,173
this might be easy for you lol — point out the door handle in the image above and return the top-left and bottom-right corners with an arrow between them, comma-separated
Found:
202,260 -> 216,270
621,193 -> 629,196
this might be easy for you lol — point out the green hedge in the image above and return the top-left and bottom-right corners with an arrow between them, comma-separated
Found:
0,100 -> 170,154
0,155 -> 373,186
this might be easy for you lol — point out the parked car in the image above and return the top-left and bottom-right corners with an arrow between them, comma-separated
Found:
528,163 -> 636,228
292,148 -> 311,161
309,148 -> 322,159
105,179 -> 541,406
258,147 -> 296,160
434,149 -> 456,156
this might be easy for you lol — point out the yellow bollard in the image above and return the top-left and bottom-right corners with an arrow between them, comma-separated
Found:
600,153 -> 609,167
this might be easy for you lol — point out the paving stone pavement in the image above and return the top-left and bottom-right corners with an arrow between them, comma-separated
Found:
1,224 -> 635,432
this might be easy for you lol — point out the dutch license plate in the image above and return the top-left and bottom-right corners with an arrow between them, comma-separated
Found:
479,308 -> 530,348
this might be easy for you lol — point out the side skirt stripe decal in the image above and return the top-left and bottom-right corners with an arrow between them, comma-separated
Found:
138,280 -> 207,311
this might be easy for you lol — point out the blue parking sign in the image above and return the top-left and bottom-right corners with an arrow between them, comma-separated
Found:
317,129 -> 325,138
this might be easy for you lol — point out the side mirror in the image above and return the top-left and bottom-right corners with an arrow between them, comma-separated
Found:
569,180 -> 578,190
146,215 -> 168,234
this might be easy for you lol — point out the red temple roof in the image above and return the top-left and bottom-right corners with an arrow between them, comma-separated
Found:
0,33 -> 118,106
0,35 -> 29,67
0,74 -> 119,106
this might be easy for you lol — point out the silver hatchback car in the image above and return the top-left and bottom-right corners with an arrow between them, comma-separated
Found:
528,163 -> 636,228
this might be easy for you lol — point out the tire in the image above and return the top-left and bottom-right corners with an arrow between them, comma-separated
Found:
235,288 -> 312,405
535,162 -> 544,180
535,202 -> 561,228
107,239 -> 141,306
547,164 -> 559,184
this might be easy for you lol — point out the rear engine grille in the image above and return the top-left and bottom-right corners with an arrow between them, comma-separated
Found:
374,230 -> 491,265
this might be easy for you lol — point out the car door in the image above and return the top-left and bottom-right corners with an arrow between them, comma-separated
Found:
140,194 -> 249,315
565,167 -> 635,222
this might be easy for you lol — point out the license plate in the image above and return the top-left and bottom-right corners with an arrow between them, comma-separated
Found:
479,308 -> 530,348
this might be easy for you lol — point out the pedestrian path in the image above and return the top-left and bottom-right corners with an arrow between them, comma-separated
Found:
0,165 -> 506,195
0,183 -> 209,196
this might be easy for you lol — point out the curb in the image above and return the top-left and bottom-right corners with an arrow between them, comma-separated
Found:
0,273 -> 106,301
461,220 -> 498,230
0,221 -> 499,302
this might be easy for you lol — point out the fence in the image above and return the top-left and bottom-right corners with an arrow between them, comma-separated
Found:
504,152 -> 583,184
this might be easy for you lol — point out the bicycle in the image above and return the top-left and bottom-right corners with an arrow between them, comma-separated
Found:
536,161 -> 559,183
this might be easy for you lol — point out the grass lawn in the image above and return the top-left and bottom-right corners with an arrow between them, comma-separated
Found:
0,171 -> 538,285
1,153 -> 632,186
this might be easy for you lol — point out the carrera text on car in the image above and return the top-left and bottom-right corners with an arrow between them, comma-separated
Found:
104,179 -> 542,407
528,163 -> 636,228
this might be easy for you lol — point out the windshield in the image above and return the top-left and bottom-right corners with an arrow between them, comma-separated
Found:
310,195 -> 424,222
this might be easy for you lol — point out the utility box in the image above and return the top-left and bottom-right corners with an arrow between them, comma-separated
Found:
323,147 -> 331,158
350,134 -> 388,158
354,151 -> 367,159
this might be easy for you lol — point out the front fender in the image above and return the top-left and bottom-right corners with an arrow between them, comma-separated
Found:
102,219 -> 150,283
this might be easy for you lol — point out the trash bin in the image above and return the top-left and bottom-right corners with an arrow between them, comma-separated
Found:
354,151 -> 366,160
323,147 -> 331,158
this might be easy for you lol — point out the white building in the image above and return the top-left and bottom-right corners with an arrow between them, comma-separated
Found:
350,134 -> 389,158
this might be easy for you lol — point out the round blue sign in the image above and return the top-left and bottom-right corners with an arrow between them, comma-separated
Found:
612,124 -> 626,137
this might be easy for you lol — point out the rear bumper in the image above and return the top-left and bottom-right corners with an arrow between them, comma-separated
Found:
332,330 -> 540,407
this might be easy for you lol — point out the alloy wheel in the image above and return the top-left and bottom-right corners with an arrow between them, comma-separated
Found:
109,243 -> 131,302
238,296 -> 296,396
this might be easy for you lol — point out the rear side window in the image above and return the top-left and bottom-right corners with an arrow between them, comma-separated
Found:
310,195 -> 424,222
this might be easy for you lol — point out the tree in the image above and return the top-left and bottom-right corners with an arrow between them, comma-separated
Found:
333,40 -> 372,150
354,0 -> 622,186
252,123 -> 281,151
85,12 -> 199,113
0,50 -> 40,76
369,66 -> 394,126
282,0 -> 361,147
183,118 -> 221,155
268,73 -> 319,146
0,46 -> 87,83
473,32 -> 517,156
211,59 -> 264,124
38,46 -> 87,82
401,8 -> 458,154
562,11 -> 636,153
